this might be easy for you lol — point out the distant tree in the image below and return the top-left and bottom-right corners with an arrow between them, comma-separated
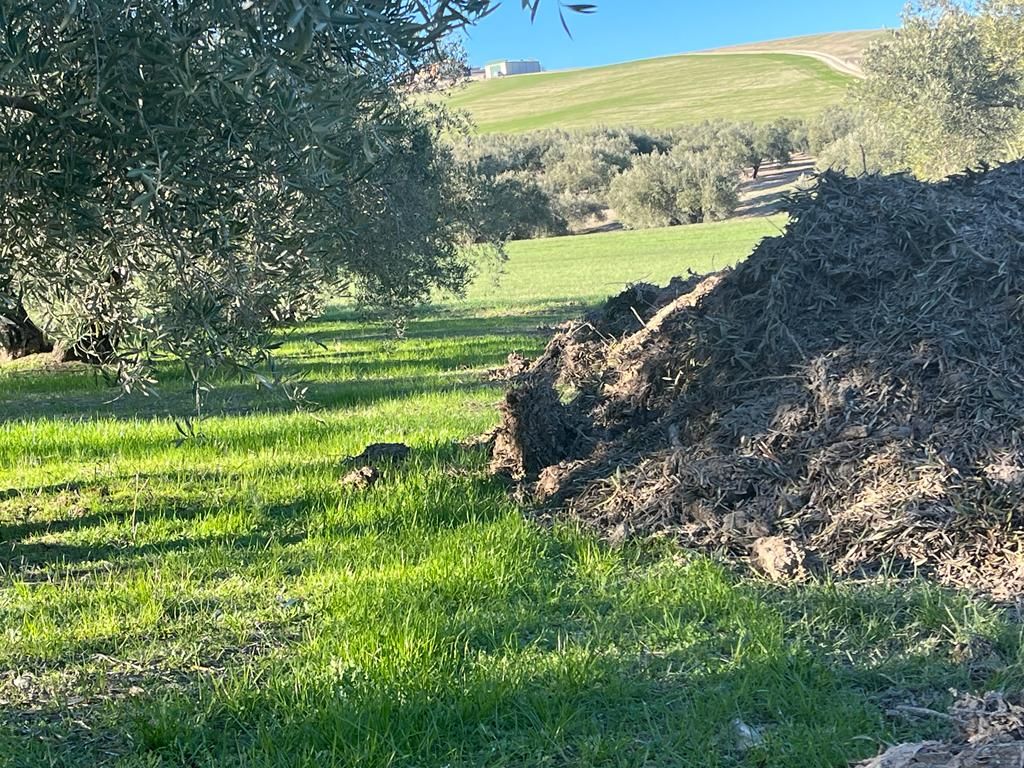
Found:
673,151 -> 740,223
471,171 -> 567,241
537,129 -> 634,226
459,127 -> 666,232
704,122 -> 758,174
721,121 -> 794,179
460,122 -> 761,235
815,113 -> 909,175
609,150 -> 738,229
858,0 -> 1024,178
755,120 -> 797,173
700,123 -> 756,179
454,131 -> 552,177
541,131 -> 635,195
546,189 -> 607,227
781,117 -> 810,155
625,127 -> 675,156
808,105 -> 861,155
608,153 -> 679,229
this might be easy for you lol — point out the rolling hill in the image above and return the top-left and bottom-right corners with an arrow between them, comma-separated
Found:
445,31 -> 880,134
706,29 -> 885,75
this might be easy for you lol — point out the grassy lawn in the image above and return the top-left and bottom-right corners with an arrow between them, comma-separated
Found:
443,53 -> 853,134
466,217 -> 785,313
2,219 -> 1023,767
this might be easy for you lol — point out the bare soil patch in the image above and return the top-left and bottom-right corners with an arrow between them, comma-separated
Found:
736,155 -> 816,217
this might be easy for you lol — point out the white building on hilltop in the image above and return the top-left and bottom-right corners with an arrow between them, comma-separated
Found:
484,59 -> 542,79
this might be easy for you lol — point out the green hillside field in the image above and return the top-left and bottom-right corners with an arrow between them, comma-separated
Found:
445,52 -> 855,133
708,29 -> 885,66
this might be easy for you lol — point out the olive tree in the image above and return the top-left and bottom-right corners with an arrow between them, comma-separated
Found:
0,0 -> 592,390
979,0 -> 1024,76
808,105 -> 860,156
539,130 -> 634,227
859,0 -> 1024,178
811,105 -> 909,175
469,171 -> 567,241
608,150 -> 738,229
752,120 -> 797,177
707,120 -> 795,180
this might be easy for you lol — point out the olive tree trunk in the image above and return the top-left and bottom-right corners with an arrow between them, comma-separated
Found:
52,329 -> 115,365
0,296 -> 52,360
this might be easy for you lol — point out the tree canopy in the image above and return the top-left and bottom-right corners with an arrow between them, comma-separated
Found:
0,0 -> 594,393
858,0 -> 1024,178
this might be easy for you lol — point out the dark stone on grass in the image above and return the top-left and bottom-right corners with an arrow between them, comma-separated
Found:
341,466 -> 380,490
345,443 -> 411,466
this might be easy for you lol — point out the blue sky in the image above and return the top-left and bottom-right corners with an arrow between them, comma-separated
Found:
459,0 -> 906,70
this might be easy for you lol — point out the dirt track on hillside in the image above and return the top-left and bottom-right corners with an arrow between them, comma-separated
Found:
692,49 -> 864,78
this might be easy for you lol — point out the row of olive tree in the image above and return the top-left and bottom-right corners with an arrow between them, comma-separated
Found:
457,117 -> 806,235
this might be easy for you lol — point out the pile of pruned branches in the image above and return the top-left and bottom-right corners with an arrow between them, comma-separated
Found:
491,161 -> 1024,595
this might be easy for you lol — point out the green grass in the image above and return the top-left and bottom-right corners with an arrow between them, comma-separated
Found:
466,217 -> 785,313
2,218 -> 1024,767
444,53 -> 854,134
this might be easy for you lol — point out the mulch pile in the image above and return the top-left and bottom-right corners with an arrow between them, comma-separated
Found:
859,692 -> 1024,767
490,161 -> 1024,595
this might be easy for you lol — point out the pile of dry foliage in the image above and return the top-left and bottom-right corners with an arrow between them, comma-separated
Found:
859,692 -> 1024,767
491,161 -> 1024,595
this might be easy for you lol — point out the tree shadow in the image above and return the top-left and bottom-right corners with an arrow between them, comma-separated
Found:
0,441 -> 504,576
2,548 -> 1013,767
0,499 -> 306,576
0,305 -> 579,426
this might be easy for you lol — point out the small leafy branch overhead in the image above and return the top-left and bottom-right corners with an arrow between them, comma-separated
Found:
519,1 -> 597,35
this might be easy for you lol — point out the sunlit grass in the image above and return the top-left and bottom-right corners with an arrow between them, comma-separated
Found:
2,219 -> 1022,767
463,216 -> 785,312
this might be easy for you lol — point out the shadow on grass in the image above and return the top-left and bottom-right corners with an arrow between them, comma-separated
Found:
0,305 -> 575,426
2,452 -> 1023,766
0,363 -> 501,427
3,542 -> 1016,768
0,444 -> 506,575
299,302 -> 578,344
